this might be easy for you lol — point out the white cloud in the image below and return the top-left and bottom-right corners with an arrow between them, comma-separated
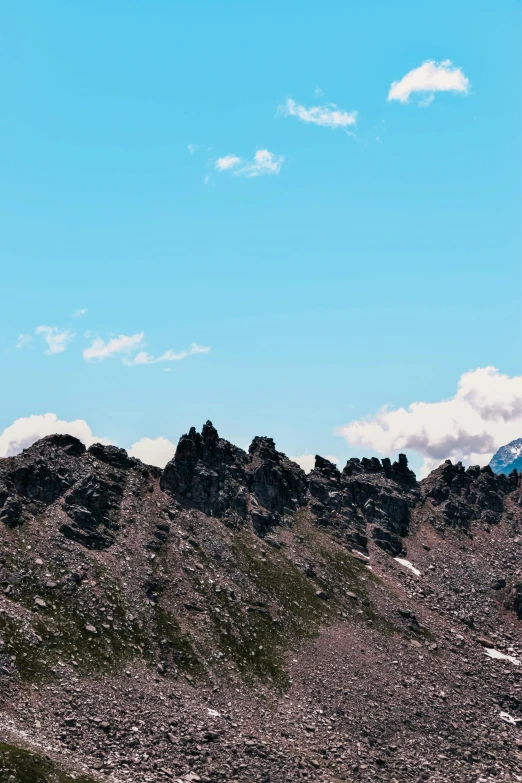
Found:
290,452 -> 339,473
388,59 -> 470,105
188,144 -> 198,155
237,149 -> 284,177
124,343 -> 211,367
0,413 -> 176,468
35,325 -> 75,355
216,150 -> 284,177
0,413 -> 111,458
337,367 -> 522,478
128,436 -> 176,468
16,334 -> 32,349
280,98 -> 357,128
83,332 -> 145,361
73,308 -> 88,318
215,155 -> 242,171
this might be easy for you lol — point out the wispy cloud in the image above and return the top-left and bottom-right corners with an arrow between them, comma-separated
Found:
35,325 -> 75,355
73,308 -> 88,318
124,343 -> 211,366
215,155 -> 242,172
238,149 -> 284,176
280,98 -> 357,129
188,144 -> 198,155
83,332 -> 210,366
388,60 -> 470,105
83,333 -> 145,361
215,150 -> 284,178
16,333 -> 32,349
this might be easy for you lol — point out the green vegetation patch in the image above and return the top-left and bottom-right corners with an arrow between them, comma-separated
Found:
0,559 -> 147,682
0,743 -> 97,783
203,534 -> 337,690
154,606 -> 204,676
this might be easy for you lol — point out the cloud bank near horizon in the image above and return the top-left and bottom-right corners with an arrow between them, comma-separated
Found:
0,414 -> 177,469
338,367 -> 522,477
0,414 -> 112,458
3,367 -> 518,476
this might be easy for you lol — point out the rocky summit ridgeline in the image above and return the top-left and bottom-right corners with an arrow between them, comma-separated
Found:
0,423 -> 521,783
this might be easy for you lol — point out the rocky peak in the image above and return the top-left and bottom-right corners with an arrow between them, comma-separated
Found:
2,425 -> 520,557
420,458 -> 518,531
389,453 -> 417,484
311,455 -> 341,482
341,453 -> 416,485
160,423 -> 307,533
87,443 -> 137,470
27,433 -> 86,457
247,435 -> 307,529
160,422 -> 250,522
248,435 -> 277,459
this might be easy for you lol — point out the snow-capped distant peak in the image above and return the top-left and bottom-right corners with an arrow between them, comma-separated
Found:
490,438 -> 522,475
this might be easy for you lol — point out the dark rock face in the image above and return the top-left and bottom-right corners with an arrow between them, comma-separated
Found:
161,424 -> 522,552
1,424 -> 520,559
61,473 -> 125,549
0,494 -> 22,528
0,435 -> 143,548
307,454 -> 416,555
307,457 -> 368,551
421,460 -> 517,531
87,443 -> 137,470
160,423 -> 307,534
0,435 -> 86,528
161,426 -> 416,553
247,436 -> 307,533
505,583 -> 522,620
490,438 -> 522,476
160,421 -> 250,524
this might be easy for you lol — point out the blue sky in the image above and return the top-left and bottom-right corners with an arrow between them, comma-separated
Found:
1,0 -> 521,475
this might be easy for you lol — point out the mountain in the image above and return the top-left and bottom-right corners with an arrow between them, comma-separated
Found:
490,438 -> 522,475
0,423 -> 521,782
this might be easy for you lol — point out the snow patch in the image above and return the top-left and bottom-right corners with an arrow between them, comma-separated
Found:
484,648 -> 521,666
511,442 -> 522,458
500,711 -> 522,725
394,557 -> 421,576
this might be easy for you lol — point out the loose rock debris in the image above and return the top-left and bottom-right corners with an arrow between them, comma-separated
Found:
0,425 -> 520,781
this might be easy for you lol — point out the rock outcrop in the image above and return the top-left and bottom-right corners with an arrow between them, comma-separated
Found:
160,420 -> 251,523
306,454 -> 416,555
420,459 -> 518,531
160,422 -> 417,550
3,423 -> 519,557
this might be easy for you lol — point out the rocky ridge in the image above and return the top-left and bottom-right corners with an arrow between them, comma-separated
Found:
0,423 -> 520,782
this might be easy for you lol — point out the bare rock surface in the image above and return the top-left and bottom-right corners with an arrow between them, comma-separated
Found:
0,423 -> 521,782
